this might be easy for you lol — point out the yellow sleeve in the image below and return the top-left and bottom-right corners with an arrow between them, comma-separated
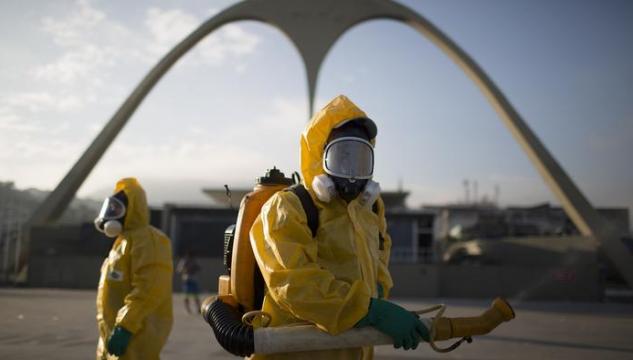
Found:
250,191 -> 371,335
376,197 -> 394,299
116,229 -> 173,333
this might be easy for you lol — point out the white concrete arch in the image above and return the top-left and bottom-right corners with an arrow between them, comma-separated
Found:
22,0 -> 632,285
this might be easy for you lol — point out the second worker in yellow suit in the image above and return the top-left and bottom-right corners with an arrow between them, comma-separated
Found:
95,178 -> 173,360
250,95 -> 428,359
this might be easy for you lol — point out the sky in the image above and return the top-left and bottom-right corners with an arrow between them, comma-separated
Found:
0,0 -> 631,222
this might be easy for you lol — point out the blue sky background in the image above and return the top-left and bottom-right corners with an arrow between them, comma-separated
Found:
1,0 -> 631,222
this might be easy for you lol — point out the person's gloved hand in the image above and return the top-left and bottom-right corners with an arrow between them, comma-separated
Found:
377,283 -> 384,299
107,326 -> 132,356
356,298 -> 429,350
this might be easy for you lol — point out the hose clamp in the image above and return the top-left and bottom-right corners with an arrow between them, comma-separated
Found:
242,310 -> 272,328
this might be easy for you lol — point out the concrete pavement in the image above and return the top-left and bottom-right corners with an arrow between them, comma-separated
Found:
0,289 -> 631,359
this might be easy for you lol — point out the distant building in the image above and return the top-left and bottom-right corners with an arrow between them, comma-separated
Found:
424,202 -> 630,242
202,187 -> 412,210
0,182 -> 101,282
160,204 -> 237,258
424,201 -> 631,283
172,187 -> 437,263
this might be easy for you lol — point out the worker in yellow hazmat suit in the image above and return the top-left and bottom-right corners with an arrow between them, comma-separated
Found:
250,95 -> 428,359
95,178 -> 173,360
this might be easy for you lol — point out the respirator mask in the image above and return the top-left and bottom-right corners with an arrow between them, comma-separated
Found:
313,119 -> 380,205
323,136 -> 374,202
94,191 -> 127,238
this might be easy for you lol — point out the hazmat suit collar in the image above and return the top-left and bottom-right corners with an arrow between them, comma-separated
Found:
300,95 -> 375,200
112,177 -> 149,231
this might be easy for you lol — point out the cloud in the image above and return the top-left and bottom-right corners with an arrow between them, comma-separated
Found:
0,107 -> 40,133
79,96 -> 307,200
31,44 -> 116,85
1,0 -> 279,198
0,91 -> 82,138
3,92 -> 82,113
16,0 -> 128,121
1,0 -> 262,144
144,8 -> 200,57
12,138 -> 81,161
27,1 -> 261,102
0,98 -> 71,136
33,0 -> 121,87
197,24 -> 260,64
143,8 -> 260,67
40,0 -> 106,48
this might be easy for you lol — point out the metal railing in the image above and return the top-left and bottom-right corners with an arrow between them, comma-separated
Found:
0,189 -> 25,284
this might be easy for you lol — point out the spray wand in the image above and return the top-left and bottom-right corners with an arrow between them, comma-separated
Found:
201,296 -> 515,356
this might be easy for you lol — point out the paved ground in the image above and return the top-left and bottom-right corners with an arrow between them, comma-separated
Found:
1,288 -> 632,359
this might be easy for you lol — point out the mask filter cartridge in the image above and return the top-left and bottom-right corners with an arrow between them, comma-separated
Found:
358,180 -> 381,207
312,174 -> 337,203
103,220 -> 123,238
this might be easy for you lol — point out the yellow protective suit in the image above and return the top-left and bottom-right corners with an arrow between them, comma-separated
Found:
96,178 -> 173,360
250,95 -> 393,360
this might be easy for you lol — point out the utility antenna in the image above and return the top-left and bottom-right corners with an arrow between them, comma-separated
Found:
223,184 -> 233,210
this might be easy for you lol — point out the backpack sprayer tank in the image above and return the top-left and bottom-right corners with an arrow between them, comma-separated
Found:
208,167 -> 294,356
218,167 -> 293,312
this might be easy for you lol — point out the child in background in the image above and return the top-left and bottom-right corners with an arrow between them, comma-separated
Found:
177,250 -> 201,314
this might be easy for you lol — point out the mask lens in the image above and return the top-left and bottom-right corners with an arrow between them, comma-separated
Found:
97,196 -> 126,221
324,137 -> 374,179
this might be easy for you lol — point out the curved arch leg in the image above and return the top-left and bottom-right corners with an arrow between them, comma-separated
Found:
388,4 -> 633,286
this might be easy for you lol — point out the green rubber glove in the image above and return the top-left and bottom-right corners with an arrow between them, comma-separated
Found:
107,326 -> 132,356
377,283 -> 384,299
356,298 -> 429,350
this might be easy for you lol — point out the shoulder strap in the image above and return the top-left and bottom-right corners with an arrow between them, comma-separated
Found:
372,199 -> 385,250
287,184 -> 319,238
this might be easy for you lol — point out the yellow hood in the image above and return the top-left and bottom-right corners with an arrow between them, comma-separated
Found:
300,95 -> 373,193
113,177 -> 149,230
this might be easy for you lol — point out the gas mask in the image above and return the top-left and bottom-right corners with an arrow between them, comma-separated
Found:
94,191 -> 127,238
315,119 -> 380,204
313,174 -> 381,206
330,176 -> 368,203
